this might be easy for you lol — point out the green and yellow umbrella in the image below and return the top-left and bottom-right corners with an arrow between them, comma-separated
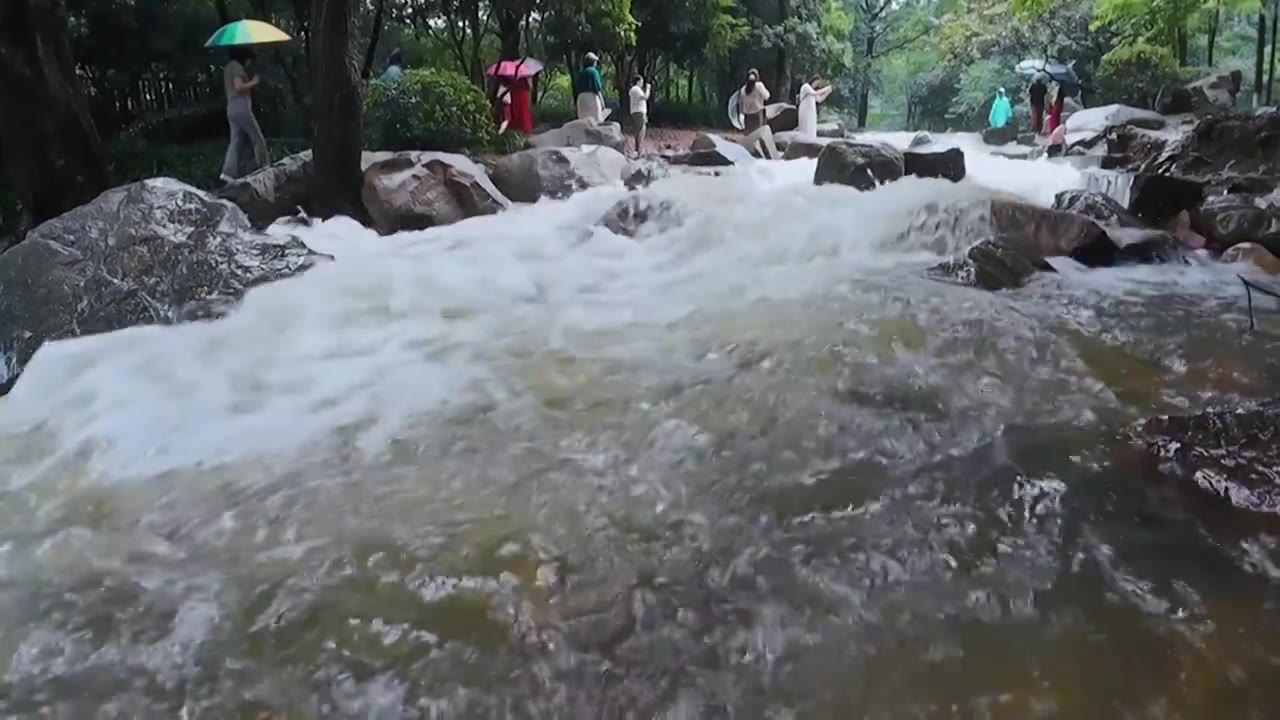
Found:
205,19 -> 292,48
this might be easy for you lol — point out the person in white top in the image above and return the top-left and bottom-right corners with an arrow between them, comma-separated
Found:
628,74 -> 651,156
797,75 -> 834,140
739,69 -> 770,132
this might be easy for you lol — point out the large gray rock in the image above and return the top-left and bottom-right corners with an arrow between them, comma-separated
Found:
909,198 -> 1181,290
813,141 -> 904,190
361,152 -> 510,235
1184,70 -> 1243,114
0,179 -> 321,388
1052,190 -> 1143,228
1146,112 -> 1280,182
1222,242 -> 1280,274
1127,173 -> 1206,226
903,148 -> 965,182
1065,105 -> 1166,135
816,121 -> 845,138
675,134 -> 756,166
218,150 -> 314,227
1192,194 -> 1280,253
490,146 -> 629,203
528,119 -> 627,153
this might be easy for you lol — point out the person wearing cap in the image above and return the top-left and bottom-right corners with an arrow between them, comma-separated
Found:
575,52 -> 605,123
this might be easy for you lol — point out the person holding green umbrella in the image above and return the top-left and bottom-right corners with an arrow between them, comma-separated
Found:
207,20 -> 291,183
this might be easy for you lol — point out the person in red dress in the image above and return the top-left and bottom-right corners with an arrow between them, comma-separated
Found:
509,77 -> 534,133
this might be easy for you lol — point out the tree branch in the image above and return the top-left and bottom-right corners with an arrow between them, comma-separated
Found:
870,26 -> 932,59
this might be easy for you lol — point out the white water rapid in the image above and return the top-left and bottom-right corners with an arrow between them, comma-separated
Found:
3,133 -> 1279,718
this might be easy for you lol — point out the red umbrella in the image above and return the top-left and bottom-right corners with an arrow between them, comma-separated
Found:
486,57 -> 544,79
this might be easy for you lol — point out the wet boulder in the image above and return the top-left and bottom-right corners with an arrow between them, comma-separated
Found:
1065,105 -> 1166,135
1053,190 -> 1143,228
1184,70 -> 1243,114
813,140 -> 904,190
1128,173 -> 1205,227
1156,85 -> 1195,115
490,146 -> 629,203
0,179 -> 322,389
781,138 -> 831,160
623,157 -> 671,190
908,131 -> 933,149
596,194 -> 685,239
676,133 -> 756,166
1191,194 -> 1280,252
218,150 -> 314,227
981,125 -> 1019,146
816,121 -> 845,138
1137,403 -> 1280,516
528,118 -> 627,153
361,152 -> 509,235
927,238 -> 1037,291
1222,242 -> 1280,274
1146,112 -> 1280,181
903,148 -> 965,182
1104,125 -> 1170,171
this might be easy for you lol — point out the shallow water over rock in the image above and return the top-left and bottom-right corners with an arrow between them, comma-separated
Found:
1,134 -> 1280,717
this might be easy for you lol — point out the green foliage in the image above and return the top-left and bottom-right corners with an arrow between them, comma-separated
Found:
1093,0 -> 1201,46
1096,41 -> 1180,107
363,69 -> 496,152
106,137 -> 310,190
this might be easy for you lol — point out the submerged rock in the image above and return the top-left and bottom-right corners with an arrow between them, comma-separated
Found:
813,140 -> 904,190
0,179 -> 321,389
529,119 -> 627,153
596,194 -> 685,239
1137,403 -> 1280,516
903,148 -> 965,182
361,152 -> 509,235
623,157 -> 671,190
490,146 -> 628,202
927,238 -> 1037,291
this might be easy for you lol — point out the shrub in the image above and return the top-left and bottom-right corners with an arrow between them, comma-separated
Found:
1096,42 -> 1180,109
363,68 -> 496,152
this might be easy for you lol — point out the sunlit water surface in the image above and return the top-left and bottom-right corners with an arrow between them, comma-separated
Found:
2,134 -> 1280,718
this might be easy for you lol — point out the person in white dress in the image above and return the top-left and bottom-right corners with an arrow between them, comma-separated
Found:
797,76 -> 834,140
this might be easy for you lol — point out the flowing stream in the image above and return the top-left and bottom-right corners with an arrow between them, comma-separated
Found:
2,134 -> 1280,718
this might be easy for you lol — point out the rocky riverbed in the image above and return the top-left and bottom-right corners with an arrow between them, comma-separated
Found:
2,105 -> 1280,716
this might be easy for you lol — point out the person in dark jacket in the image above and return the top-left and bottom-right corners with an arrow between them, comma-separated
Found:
1028,73 -> 1048,134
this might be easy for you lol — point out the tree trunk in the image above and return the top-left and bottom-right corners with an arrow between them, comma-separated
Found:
1270,2 -> 1279,104
1258,11 -> 1267,107
775,0 -> 788,100
496,1 -> 523,60
857,34 -> 875,128
0,0 -> 110,225
309,0 -> 365,221
1207,2 -> 1220,67
1175,26 -> 1188,66
360,0 -> 387,80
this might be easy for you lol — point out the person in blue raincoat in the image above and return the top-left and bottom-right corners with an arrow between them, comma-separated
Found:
988,87 -> 1013,128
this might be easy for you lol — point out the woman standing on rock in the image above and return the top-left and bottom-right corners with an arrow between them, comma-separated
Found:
575,52 -> 606,124
219,48 -> 269,184
797,75 -> 833,140
739,69 -> 771,133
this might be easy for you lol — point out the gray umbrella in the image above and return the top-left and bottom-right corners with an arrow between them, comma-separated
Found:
1016,59 -> 1080,86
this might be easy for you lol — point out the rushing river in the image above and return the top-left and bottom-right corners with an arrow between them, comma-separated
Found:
2,134 -> 1280,718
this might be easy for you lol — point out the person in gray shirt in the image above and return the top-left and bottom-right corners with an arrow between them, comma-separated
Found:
220,48 -> 269,184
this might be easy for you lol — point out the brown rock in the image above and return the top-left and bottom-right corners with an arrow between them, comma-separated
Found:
1221,242 -> 1280,274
